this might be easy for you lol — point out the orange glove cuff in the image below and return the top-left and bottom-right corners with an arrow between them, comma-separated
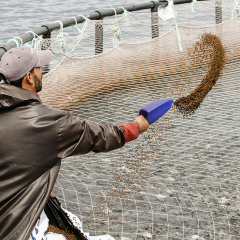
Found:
120,122 -> 139,142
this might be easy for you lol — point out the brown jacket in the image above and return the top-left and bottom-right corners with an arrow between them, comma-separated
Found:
0,84 -> 126,240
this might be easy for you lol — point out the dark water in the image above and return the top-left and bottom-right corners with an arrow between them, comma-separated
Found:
2,0 -> 240,239
0,0 -> 236,46
0,0 -> 145,45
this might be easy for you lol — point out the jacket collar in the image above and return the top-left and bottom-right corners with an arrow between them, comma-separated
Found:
0,83 -> 40,109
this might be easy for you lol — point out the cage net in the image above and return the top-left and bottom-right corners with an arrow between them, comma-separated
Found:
33,0 -> 240,239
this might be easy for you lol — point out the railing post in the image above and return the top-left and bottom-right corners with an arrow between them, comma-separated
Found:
151,1 -> 159,38
42,31 -> 52,39
41,25 -> 52,50
41,25 -> 52,74
215,0 -> 222,24
95,13 -> 104,55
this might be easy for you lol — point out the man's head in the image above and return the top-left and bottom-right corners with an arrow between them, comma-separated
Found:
0,46 -> 52,92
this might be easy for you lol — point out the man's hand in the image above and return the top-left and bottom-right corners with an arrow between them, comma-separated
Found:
135,115 -> 149,134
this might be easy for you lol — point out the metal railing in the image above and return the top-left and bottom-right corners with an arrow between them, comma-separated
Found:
0,0 -> 215,58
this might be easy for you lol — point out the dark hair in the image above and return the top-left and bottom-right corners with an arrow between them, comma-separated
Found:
1,68 -> 35,88
0,73 -> 7,83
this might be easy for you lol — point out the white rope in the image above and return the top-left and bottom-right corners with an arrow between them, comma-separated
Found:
233,0 -> 240,17
54,21 -> 68,52
78,15 -> 89,22
173,7 -> 183,52
7,36 -> 24,48
7,38 -> 20,47
26,31 -> 43,50
120,6 -> 131,26
70,17 -> 82,33
188,0 -> 197,12
159,0 -> 183,52
14,37 -> 23,46
109,8 -> 122,47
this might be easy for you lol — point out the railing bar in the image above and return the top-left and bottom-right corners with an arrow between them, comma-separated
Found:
0,0 -> 198,58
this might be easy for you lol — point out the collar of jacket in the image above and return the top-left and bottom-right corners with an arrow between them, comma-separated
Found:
0,83 -> 40,109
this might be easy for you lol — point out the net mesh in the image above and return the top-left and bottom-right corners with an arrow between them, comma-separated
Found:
33,0 -> 240,239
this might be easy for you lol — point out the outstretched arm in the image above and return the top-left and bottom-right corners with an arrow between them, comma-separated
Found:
57,112 -> 149,159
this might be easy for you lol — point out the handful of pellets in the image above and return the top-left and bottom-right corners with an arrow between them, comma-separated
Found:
47,225 -> 78,240
174,33 -> 226,116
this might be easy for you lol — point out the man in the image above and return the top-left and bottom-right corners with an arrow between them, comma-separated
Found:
0,46 -> 149,240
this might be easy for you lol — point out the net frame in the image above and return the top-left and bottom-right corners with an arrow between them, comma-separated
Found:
34,1 -> 240,239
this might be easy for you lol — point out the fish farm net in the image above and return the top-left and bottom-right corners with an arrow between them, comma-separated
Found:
35,0 -> 240,239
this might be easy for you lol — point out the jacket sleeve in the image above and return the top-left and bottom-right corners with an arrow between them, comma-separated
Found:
57,111 -> 127,159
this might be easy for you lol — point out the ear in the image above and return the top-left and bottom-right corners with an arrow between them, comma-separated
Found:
25,71 -> 34,85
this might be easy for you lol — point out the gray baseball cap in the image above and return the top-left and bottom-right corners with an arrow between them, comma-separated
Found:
0,46 -> 52,83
